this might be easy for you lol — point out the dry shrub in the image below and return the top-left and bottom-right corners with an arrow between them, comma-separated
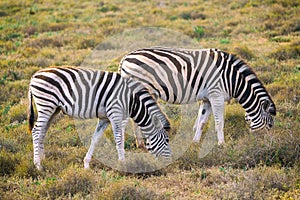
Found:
0,150 -> 19,176
101,183 -> 164,200
269,41 -> 300,60
30,36 -> 68,48
210,166 -> 300,199
28,57 -> 52,67
112,186 -> 162,200
14,157 -> 40,180
38,166 -> 96,199
24,25 -> 37,36
0,179 -> 20,200
178,127 -> 299,170
39,23 -> 69,33
8,99 -> 27,123
0,80 -> 29,103
233,45 -> 255,61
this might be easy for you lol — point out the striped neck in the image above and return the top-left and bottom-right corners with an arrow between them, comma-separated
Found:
223,53 -> 274,120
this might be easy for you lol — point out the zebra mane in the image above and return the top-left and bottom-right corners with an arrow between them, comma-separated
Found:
229,52 -> 265,88
225,51 -> 274,106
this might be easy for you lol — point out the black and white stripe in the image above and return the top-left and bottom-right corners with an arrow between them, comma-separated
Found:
28,66 -> 171,170
119,47 -> 276,144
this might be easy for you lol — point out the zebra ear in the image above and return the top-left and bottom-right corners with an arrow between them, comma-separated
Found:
153,115 -> 163,129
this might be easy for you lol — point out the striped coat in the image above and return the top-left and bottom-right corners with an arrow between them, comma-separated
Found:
28,66 -> 171,170
119,47 -> 276,144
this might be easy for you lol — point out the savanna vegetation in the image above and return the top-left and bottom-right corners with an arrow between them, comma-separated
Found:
0,0 -> 299,199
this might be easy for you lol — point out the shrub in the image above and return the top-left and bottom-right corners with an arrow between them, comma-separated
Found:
209,166 -> 299,199
14,158 -> 40,180
233,45 -> 256,60
38,166 -> 96,199
269,41 -> 300,60
100,182 -> 163,200
112,186 -> 163,200
0,150 -> 19,176
193,26 -> 205,40
8,99 -> 27,123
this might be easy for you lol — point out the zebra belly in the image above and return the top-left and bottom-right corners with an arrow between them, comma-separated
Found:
59,100 -> 107,120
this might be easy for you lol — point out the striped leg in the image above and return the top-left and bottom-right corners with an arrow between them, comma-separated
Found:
209,95 -> 225,145
84,119 -> 109,169
133,121 -> 146,149
109,116 -> 126,161
32,111 -> 55,170
193,101 -> 212,142
38,109 -> 60,161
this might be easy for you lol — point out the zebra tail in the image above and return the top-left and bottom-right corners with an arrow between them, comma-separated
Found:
27,88 -> 35,134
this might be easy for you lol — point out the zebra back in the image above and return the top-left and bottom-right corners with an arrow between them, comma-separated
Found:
119,47 -> 276,131
29,66 -> 171,159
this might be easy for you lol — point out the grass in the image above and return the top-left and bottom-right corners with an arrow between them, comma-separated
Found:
0,0 -> 299,199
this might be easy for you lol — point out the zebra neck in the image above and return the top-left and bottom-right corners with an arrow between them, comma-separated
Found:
220,53 -> 264,114
235,71 -> 268,115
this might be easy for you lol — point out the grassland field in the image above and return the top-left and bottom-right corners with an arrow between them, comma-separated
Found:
0,0 -> 299,199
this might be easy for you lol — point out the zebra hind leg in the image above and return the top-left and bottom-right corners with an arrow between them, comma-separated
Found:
193,101 -> 212,142
39,108 -> 61,160
32,111 -> 56,170
84,119 -> 109,169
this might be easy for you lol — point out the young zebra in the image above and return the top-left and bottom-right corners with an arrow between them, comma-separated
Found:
28,66 -> 171,170
119,47 -> 276,145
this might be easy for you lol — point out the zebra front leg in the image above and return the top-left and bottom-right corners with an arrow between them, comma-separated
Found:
209,95 -> 225,145
110,118 -> 126,161
84,119 -> 109,169
193,101 -> 212,142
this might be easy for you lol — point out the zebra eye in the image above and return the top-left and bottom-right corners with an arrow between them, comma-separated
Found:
165,137 -> 169,143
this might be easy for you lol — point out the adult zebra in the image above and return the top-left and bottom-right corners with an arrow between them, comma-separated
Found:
28,66 -> 171,170
119,47 -> 276,145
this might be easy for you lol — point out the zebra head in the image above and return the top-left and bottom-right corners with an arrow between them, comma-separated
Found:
145,115 -> 172,159
245,99 -> 276,131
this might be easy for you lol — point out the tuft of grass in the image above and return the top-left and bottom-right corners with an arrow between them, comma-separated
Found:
8,99 -> 27,123
100,181 -> 164,200
193,26 -> 205,40
38,165 -> 96,199
220,38 -> 230,44
269,41 -> 300,60
14,157 -> 40,180
111,185 -> 163,200
0,150 -> 19,176
233,45 -> 255,60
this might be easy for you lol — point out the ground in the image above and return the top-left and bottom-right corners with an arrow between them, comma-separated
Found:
0,0 -> 299,199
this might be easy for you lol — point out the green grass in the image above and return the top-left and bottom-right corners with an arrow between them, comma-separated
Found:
0,0 -> 299,199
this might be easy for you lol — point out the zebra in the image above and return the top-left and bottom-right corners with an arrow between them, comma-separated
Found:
28,66 -> 171,170
119,47 -> 276,145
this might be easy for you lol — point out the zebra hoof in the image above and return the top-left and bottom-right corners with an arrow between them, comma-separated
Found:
35,164 -> 43,171
218,140 -> 225,145
193,136 -> 201,143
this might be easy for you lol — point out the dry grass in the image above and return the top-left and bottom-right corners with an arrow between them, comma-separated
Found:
0,0 -> 299,199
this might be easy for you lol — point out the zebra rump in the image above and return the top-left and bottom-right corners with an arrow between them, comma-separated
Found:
119,47 -> 276,145
28,66 -> 171,170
